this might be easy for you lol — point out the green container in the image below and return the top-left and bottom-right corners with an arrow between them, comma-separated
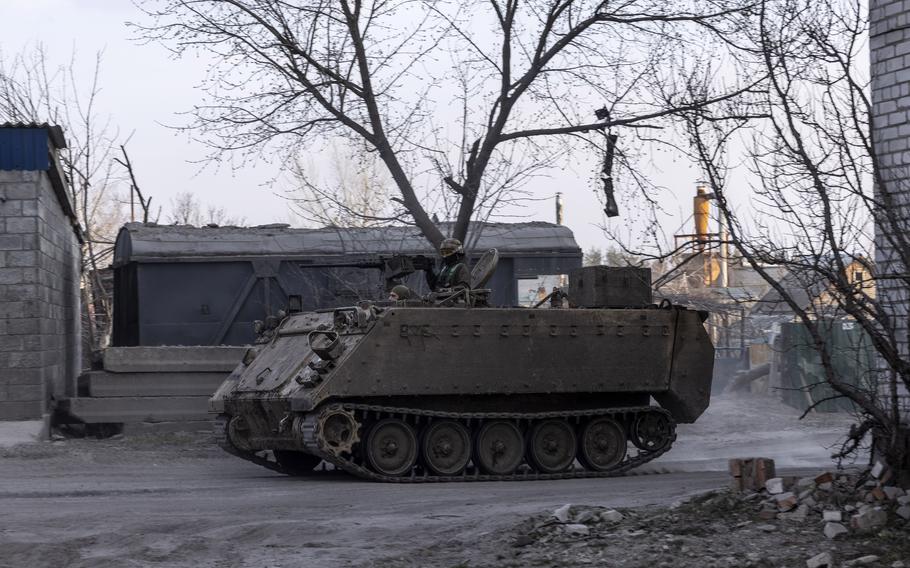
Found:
778,320 -> 878,413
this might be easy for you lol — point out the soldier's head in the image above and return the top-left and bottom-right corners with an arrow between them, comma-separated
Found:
439,238 -> 464,263
388,284 -> 411,301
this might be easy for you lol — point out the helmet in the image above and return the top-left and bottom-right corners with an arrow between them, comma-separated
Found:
389,284 -> 411,301
439,238 -> 464,258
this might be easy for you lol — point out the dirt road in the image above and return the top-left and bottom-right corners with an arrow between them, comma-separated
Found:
0,393 -> 858,567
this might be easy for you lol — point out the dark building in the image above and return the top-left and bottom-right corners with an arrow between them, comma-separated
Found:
112,222 -> 582,347
0,124 -> 82,422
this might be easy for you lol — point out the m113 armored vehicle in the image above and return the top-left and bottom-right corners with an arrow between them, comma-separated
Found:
210,256 -> 714,482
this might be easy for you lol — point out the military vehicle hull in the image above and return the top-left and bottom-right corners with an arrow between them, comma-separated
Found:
210,303 -> 714,481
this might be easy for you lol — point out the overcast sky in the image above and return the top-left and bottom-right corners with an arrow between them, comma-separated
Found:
0,0 -> 709,254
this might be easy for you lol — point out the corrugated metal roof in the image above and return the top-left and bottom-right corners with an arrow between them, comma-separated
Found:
0,123 -> 67,171
0,123 -> 66,147
113,222 -> 581,267
0,128 -> 51,171
0,123 -> 81,238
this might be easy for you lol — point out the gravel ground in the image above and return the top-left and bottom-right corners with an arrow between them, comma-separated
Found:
0,392 -> 887,568
383,490 -> 909,568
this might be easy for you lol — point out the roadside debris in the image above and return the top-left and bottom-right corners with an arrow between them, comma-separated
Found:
428,459 -> 910,568
726,458 -> 909,545
807,551 -> 835,568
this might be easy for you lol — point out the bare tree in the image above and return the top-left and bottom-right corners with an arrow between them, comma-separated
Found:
583,247 -> 603,267
166,191 -> 245,226
678,0 -> 909,478
0,44 -> 134,350
114,145 -> 157,223
133,0 -> 754,248
286,144 -> 399,228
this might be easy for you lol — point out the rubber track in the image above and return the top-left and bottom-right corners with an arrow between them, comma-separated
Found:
213,415 -> 290,475
216,405 -> 676,482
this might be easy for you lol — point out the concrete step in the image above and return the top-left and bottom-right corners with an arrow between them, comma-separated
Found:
59,396 -> 212,424
103,346 -> 246,373
80,371 -> 228,398
122,420 -> 213,435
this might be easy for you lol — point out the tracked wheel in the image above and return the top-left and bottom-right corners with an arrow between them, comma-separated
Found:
421,420 -> 471,476
527,419 -> 577,473
274,450 -> 322,475
365,418 -> 418,476
227,415 -> 254,452
578,417 -> 626,472
630,411 -> 673,452
317,407 -> 360,455
474,420 -> 524,475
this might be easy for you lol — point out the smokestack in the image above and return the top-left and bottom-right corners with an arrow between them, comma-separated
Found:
719,209 -> 729,288
693,182 -> 710,250
555,192 -> 564,225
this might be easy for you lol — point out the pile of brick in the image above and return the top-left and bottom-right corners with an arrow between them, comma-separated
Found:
730,458 -> 910,542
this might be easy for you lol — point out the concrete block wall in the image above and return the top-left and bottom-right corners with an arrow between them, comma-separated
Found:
871,0 -> 910,416
0,167 -> 81,420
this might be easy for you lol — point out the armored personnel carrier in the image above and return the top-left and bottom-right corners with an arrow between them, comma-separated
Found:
210,258 -> 714,481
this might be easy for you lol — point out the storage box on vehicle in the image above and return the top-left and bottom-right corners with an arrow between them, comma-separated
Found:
569,266 -> 652,308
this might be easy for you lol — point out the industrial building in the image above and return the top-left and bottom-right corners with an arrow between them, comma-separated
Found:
111,222 -> 582,347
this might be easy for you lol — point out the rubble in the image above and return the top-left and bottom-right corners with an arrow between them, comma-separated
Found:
815,472 -> 834,485
766,477 -> 786,495
574,510 -> 597,524
729,457 -> 776,491
807,551 -> 835,568
872,461 -> 885,479
851,508 -> 887,532
774,491 -> 799,511
845,555 -> 880,566
870,486 -> 886,501
600,509 -> 623,523
789,503 -> 810,521
401,459 -> 910,568
552,504 -> 571,523
563,523 -> 589,535
823,522 -> 848,539
823,510 -> 843,522
550,503 -> 623,528
883,486 -> 905,501
725,458 -> 909,546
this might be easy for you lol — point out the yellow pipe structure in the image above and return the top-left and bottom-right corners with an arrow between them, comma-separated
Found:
693,184 -> 711,249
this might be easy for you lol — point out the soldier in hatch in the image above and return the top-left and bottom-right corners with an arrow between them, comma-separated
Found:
426,238 -> 471,291
388,284 -> 412,302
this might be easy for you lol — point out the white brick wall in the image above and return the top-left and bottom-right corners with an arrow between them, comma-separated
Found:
872,0 -> 910,417
0,169 -> 81,420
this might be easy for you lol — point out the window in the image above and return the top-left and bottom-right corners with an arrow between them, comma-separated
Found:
516,274 -> 568,307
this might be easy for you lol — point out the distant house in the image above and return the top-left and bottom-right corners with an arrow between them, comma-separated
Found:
749,256 -> 874,318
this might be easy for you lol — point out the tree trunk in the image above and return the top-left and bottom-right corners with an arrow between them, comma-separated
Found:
874,425 -> 910,486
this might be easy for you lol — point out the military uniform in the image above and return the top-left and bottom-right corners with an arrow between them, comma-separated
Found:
427,261 -> 470,290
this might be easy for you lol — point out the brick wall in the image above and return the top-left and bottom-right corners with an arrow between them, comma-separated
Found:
0,168 -> 81,420
871,0 -> 910,416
